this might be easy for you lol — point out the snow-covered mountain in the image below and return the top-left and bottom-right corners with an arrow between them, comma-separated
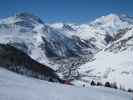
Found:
71,14 -> 133,89
0,12 -> 133,91
0,12 -> 95,63
50,14 -> 133,90
0,12 -> 96,80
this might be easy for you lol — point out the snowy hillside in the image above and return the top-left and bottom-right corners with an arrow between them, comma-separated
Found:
76,19 -> 133,90
0,68 -> 132,100
78,50 -> 133,89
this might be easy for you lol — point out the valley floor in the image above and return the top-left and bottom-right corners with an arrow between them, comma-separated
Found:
0,68 -> 132,100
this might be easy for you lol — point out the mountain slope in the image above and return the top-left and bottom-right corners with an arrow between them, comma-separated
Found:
76,25 -> 133,89
0,12 -> 95,62
0,67 -> 132,100
0,12 -> 97,80
0,44 -> 63,83
78,50 -> 133,89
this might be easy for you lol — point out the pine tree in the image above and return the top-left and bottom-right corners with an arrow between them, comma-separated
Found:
90,80 -> 96,86
128,88 -> 133,93
105,82 -> 111,88
97,82 -> 103,86
111,82 -> 117,89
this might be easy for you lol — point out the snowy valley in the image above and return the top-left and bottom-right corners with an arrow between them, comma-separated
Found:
0,12 -> 133,100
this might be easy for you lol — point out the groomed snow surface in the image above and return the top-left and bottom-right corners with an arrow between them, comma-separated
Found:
0,68 -> 132,100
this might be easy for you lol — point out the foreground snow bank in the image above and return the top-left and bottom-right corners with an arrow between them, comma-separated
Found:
0,68 -> 132,100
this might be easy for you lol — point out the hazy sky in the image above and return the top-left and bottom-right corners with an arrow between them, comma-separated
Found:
0,0 -> 132,23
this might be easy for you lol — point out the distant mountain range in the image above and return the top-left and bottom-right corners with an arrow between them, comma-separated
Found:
0,12 -> 133,89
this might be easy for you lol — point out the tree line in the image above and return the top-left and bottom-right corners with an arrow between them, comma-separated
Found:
89,80 -> 133,93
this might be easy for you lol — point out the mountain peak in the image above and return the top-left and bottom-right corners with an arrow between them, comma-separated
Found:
91,13 -> 133,26
15,12 -> 44,24
91,13 -> 120,25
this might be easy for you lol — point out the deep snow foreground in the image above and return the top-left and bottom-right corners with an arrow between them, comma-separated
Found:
0,68 -> 132,100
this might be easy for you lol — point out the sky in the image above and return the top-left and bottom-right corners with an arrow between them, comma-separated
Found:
0,0 -> 133,23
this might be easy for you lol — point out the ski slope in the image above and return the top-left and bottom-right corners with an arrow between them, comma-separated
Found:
0,68 -> 132,100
